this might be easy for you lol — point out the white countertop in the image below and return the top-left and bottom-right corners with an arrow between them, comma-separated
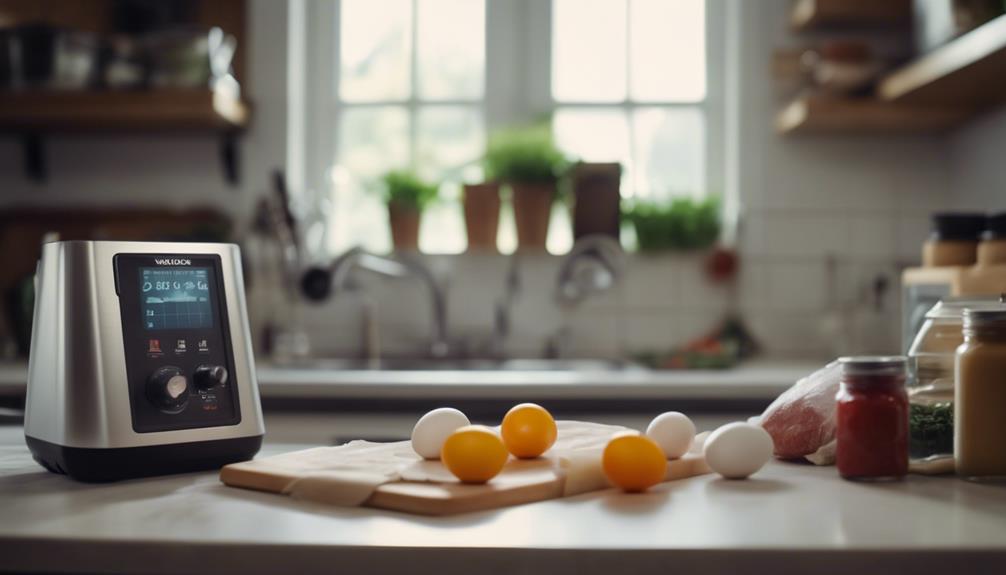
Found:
0,360 -> 817,401
1,426 -> 1004,575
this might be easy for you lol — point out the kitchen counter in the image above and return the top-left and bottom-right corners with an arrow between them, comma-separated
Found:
0,360 -> 817,402
1,426 -> 1003,575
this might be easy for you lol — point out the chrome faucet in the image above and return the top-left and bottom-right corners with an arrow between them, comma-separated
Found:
301,247 -> 450,359
555,235 -> 625,306
547,235 -> 626,358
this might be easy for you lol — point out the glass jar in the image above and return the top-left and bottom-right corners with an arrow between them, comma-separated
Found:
955,308 -> 1006,481
906,297 -> 1001,463
836,356 -> 909,481
922,212 -> 985,267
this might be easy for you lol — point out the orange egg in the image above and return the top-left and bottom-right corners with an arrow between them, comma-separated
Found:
500,403 -> 558,459
441,425 -> 509,484
602,432 -> 668,492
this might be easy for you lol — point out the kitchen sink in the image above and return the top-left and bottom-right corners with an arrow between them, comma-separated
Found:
271,357 -> 643,372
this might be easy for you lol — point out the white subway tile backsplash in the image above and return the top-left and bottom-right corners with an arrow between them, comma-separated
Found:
896,214 -> 931,263
736,258 -> 770,311
558,311 -> 626,359
623,310 -> 679,352
764,213 -> 850,257
849,214 -> 898,259
622,255 -> 677,308
677,255 -> 730,309
746,311 -> 832,358
767,261 -> 828,311
736,211 -> 768,256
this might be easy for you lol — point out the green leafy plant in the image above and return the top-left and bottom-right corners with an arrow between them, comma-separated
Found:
483,124 -> 569,185
623,196 -> 721,251
909,402 -> 954,459
380,170 -> 440,211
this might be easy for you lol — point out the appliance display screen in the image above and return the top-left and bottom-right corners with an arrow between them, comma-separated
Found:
140,267 -> 214,330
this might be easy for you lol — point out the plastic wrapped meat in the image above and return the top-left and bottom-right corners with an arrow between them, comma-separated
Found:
758,361 -> 842,465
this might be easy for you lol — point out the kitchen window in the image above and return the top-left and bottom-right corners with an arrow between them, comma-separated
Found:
293,0 -> 724,255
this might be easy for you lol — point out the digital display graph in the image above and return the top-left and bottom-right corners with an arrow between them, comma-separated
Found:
140,267 -> 214,330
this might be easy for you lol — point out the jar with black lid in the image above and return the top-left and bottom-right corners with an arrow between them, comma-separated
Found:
923,212 -> 986,267
977,212 -> 1006,266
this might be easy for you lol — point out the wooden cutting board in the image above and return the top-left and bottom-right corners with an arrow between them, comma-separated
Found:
221,423 -> 711,516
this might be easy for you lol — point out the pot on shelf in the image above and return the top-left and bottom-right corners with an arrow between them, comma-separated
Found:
511,182 -> 554,251
388,201 -> 421,251
463,182 -> 501,252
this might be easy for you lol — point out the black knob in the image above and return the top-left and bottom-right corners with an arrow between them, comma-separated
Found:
147,366 -> 190,413
301,267 -> 333,301
194,364 -> 228,390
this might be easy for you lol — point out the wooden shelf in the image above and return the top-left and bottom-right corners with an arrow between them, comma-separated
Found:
879,14 -> 1006,106
790,0 -> 910,31
0,89 -> 249,133
777,94 -> 971,135
0,89 -> 249,184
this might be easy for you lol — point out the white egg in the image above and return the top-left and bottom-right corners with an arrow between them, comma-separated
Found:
703,422 -> 774,479
645,411 -> 696,459
411,408 -> 471,460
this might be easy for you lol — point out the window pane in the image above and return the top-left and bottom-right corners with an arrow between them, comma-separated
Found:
416,106 -> 484,180
553,108 -> 630,163
330,106 -> 410,253
336,106 -> 410,179
632,107 -> 705,199
416,106 -> 483,254
630,0 -> 705,102
552,0 -> 627,102
553,108 -> 632,190
417,0 -> 485,100
339,0 -> 412,102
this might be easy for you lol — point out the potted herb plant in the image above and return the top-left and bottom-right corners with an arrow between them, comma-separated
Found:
380,169 -> 439,251
484,125 -> 568,251
623,196 -> 721,252
571,162 -> 622,240
462,181 -> 501,252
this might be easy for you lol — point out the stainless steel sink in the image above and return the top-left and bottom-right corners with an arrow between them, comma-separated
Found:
272,357 -> 642,372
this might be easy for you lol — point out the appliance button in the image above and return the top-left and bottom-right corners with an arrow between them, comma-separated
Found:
146,366 -> 190,413
193,365 -> 228,390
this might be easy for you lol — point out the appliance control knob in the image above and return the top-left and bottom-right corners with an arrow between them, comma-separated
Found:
193,364 -> 228,390
147,366 -> 190,413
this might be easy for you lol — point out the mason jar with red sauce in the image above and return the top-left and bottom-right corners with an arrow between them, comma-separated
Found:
835,356 -> 909,481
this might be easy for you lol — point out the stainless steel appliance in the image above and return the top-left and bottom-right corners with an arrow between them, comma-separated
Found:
25,241 -> 264,481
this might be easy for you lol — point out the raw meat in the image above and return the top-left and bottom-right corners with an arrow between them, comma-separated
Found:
759,361 -> 841,464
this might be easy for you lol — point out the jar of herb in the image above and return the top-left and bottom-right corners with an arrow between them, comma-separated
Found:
907,297 -> 1000,464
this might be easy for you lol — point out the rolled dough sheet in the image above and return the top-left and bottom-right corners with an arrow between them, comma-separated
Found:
253,421 -> 698,507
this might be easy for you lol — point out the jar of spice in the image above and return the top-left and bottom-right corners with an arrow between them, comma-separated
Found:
922,213 -> 985,267
955,307 -> 1006,481
906,297 -> 1000,463
836,356 -> 909,481
977,212 -> 1006,266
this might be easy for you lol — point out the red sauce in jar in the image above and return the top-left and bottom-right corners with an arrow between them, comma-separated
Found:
835,357 -> 909,480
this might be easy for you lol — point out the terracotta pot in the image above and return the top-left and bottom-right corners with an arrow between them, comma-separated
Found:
511,182 -> 554,251
571,162 -> 621,241
387,202 -> 420,251
463,182 -> 501,252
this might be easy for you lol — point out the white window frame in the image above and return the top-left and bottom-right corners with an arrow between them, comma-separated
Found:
290,0 -> 730,254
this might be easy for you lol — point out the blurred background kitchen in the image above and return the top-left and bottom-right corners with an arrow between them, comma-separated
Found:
1,0 -> 1005,441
